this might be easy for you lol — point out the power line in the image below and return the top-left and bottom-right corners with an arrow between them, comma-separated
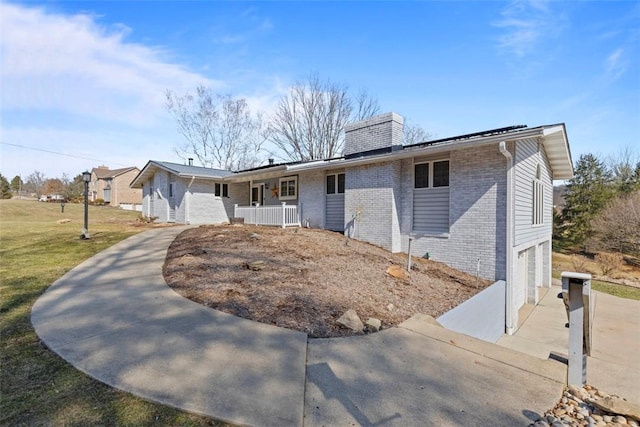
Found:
0,141 -> 130,167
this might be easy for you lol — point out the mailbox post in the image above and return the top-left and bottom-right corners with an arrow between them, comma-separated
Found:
561,271 -> 592,386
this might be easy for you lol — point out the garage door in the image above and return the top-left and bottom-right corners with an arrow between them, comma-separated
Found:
515,249 -> 528,309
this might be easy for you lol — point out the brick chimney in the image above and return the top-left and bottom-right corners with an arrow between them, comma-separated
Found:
344,112 -> 404,157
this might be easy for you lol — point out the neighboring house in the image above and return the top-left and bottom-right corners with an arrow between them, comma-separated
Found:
90,166 -> 142,208
131,112 -> 573,335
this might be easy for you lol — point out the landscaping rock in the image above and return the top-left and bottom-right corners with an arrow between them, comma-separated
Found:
530,385 -> 640,427
336,309 -> 364,332
57,218 -> 71,224
249,232 -> 262,240
386,265 -> 409,281
365,317 -> 382,332
588,396 -> 640,421
244,260 -> 266,271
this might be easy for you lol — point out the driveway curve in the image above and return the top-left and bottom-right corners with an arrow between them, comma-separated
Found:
32,226 -> 566,427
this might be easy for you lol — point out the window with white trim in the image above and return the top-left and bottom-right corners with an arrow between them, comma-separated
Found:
532,165 -> 544,225
215,183 -> 228,197
326,173 -> 345,194
414,160 -> 449,188
279,176 -> 297,200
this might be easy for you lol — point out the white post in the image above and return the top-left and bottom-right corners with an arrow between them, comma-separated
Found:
234,204 -> 238,219
562,272 -> 592,386
281,202 -> 286,228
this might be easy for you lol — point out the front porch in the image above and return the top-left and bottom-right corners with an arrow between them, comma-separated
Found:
233,202 -> 301,228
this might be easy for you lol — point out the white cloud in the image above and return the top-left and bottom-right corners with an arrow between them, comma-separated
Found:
494,0 -> 564,58
605,48 -> 627,82
0,3 -> 217,127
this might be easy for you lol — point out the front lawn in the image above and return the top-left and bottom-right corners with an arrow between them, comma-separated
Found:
0,199 -> 228,426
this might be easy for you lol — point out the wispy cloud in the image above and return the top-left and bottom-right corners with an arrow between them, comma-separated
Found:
604,48 -> 627,82
493,0 -> 565,58
0,3 -> 217,127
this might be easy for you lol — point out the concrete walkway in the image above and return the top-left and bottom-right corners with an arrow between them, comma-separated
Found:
498,282 -> 640,404
33,226 -> 569,426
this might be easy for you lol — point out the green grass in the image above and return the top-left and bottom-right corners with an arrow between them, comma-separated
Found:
0,199 -> 228,426
590,280 -> 640,300
552,253 -> 640,301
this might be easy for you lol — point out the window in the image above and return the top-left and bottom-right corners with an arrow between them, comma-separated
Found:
532,166 -> 544,225
279,176 -> 297,200
169,183 -> 174,198
414,160 -> 449,189
326,173 -> 345,194
149,186 -> 154,200
415,163 -> 429,188
433,161 -> 449,187
215,183 -> 228,197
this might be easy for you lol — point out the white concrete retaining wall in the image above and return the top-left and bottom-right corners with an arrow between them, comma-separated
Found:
437,280 -> 505,343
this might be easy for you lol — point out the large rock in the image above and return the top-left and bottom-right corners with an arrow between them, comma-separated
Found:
587,396 -> 640,421
336,309 -> 364,332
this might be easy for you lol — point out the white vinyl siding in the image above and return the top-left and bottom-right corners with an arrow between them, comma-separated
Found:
514,139 -> 552,246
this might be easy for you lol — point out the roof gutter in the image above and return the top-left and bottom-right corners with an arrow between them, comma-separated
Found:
499,141 -> 516,335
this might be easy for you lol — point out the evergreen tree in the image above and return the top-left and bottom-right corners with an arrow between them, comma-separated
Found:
0,174 -> 12,199
561,154 -> 613,248
10,175 -> 22,192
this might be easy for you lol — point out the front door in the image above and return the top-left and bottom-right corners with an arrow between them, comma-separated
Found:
251,184 -> 264,206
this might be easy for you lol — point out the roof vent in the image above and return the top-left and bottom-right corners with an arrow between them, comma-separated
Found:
188,158 -> 193,166
268,158 -> 274,165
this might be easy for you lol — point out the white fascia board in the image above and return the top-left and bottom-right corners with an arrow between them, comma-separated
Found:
223,165 -> 288,183
541,125 -> 574,180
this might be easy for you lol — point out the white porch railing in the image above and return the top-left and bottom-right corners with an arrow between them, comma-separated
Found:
234,202 -> 301,228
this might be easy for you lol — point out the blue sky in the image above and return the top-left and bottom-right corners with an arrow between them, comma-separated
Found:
1,1 -> 638,181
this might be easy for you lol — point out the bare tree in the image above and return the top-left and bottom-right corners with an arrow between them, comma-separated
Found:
590,191 -> 640,256
403,120 -> 433,145
166,86 -> 265,170
24,171 -> 45,197
267,75 -> 380,161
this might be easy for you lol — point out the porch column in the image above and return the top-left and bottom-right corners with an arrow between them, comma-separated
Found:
281,202 -> 286,228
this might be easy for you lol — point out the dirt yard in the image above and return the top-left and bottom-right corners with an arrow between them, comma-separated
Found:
163,225 -> 491,338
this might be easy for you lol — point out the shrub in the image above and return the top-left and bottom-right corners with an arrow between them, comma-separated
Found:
570,255 -> 589,273
594,252 -> 624,278
136,214 -> 157,223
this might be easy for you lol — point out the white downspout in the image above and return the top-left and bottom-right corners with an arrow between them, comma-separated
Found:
186,176 -> 195,224
499,141 -> 516,335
